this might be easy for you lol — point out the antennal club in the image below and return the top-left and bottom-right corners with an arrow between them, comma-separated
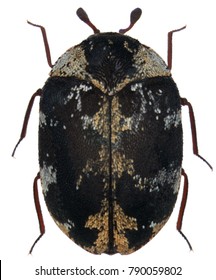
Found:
119,8 -> 142,34
76,8 -> 100,34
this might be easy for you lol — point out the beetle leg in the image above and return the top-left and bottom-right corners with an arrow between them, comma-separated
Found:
29,172 -> 45,254
181,97 -> 212,170
12,89 -> 42,157
167,26 -> 186,70
177,168 -> 192,250
27,21 -> 53,68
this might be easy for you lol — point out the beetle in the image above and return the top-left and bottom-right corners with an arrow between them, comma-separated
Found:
13,8 -> 212,255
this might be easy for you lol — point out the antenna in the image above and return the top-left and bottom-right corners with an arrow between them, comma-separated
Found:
76,8 -> 100,34
119,8 -> 142,34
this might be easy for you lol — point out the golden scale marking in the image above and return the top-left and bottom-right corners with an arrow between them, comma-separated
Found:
85,200 -> 138,254
76,94 -> 138,253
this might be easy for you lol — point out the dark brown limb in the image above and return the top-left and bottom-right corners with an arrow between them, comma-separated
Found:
167,25 -> 186,70
29,172 -> 45,254
177,168 -> 192,250
181,97 -> 212,170
27,21 -> 53,68
12,89 -> 42,157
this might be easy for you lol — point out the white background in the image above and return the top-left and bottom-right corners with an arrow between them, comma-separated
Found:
1,0 -> 216,279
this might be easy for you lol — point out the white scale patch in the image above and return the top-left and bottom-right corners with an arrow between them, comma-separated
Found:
131,82 -> 143,92
40,162 -> 57,195
40,112 -> 60,128
52,51 -> 72,72
64,84 -> 92,113
133,162 -> 181,194
130,83 -> 147,132
50,118 -> 59,127
149,221 -> 157,228
133,174 -> 160,192
164,109 -> 181,130
156,89 -> 163,95
172,171 -> 182,194
147,89 -> 164,121
131,84 -> 164,124
39,111 -> 47,127
64,219 -> 75,230
81,114 -> 94,130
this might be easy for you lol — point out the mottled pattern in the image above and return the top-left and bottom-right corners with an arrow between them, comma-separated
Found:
39,32 -> 183,254
50,33 -> 170,94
